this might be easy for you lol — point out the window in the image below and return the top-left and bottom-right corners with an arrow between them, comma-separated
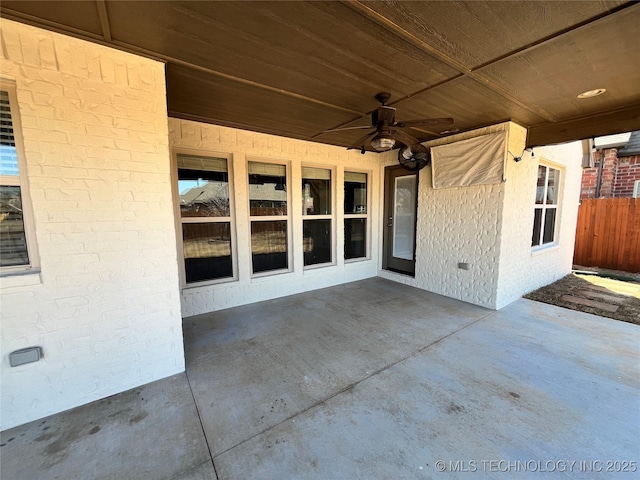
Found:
1,83 -> 38,273
302,166 -> 333,267
532,164 -> 560,247
344,171 -> 368,260
633,180 -> 640,198
248,161 -> 290,274
177,153 -> 234,284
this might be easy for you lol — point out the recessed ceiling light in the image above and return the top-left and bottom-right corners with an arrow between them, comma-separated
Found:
577,88 -> 606,99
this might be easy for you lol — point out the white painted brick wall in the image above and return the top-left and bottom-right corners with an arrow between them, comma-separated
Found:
0,21 -> 183,430
377,122 -> 580,310
377,124 -> 512,308
169,119 -> 382,317
496,139 -> 582,308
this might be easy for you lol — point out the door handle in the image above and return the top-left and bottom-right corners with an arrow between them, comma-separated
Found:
387,217 -> 393,227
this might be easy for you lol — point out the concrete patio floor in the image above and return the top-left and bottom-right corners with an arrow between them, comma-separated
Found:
2,277 -> 639,479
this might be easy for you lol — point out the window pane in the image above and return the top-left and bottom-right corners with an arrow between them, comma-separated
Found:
0,185 -> 29,267
182,222 -> 232,283
249,162 -> 287,216
303,219 -> 332,266
0,90 -> 19,176
177,155 -> 229,217
531,208 -> 542,246
543,208 -> 557,244
345,218 -> 366,259
535,165 -> 546,204
251,220 -> 288,273
302,167 -> 331,215
344,172 -> 367,214
546,168 -> 559,205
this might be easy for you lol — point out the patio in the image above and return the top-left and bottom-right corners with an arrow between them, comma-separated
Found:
1,277 -> 638,479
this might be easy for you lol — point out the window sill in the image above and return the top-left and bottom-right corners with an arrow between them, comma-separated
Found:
303,262 -> 336,272
345,257 -> 370,264
251,268 -> 294,281
0,269 -> 42,289
182,276 -> 238,291
531,243 -> 560,256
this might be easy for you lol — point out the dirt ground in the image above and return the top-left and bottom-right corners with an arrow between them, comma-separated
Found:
525,268 -> 640,326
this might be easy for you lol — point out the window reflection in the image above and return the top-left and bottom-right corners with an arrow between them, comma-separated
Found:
302,167 -> 331,215
303,219 -> 331,266
344,172 -> 367,214
182,223 -> 232,283
251,220 -> 288,273
248,162 -> 287,216
0,185 -> 28,267
178,155 -> 229,217
536,165 -> 546,204
543,209 -> 556,243
0,90 -> 19,177
344,218 -> 366,259
546,168 -> 559,204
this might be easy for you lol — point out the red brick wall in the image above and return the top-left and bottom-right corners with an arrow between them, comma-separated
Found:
580,167 -> 598,199
614,155 -> 640,197
580,149 -> 640,199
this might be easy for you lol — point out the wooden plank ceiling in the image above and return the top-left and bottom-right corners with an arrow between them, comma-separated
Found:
2,1 -> 640,150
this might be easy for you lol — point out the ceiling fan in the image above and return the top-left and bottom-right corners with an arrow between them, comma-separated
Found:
321,92 -> 454,153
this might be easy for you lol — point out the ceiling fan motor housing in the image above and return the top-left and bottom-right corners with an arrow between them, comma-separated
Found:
372,105 -> 396,127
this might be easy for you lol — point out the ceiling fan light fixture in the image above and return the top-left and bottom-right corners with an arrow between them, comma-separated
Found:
577,88 -> 606,99
370,134 -> 396,151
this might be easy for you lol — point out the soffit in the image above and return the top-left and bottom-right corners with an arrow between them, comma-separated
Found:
2,0 -> 639,150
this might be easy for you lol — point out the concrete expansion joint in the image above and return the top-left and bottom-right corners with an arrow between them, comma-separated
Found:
184,370 -> 220,480
170,459 -> 216,480
208,311 -> 495,461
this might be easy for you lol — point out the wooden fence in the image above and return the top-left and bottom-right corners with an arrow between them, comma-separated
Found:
573,198 -> 639,273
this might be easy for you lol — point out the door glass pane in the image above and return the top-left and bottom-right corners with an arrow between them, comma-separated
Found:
177,154 -> 229,217
344,218 -> 366,259
303,219 -> 331,266
546,168 -> 559,204
543,208 -> 556,244
302,167 -> 331,215
248,162 -> 287,216
393,175 -> 416,261
532,208 -> 543,246
182,222 -> 232,283
251,220 -> 288,273
0,185 -> 29,267
344,172 -> 367,214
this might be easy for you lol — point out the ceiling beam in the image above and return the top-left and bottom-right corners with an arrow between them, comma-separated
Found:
0,7 -> 365,119
471,1 -> 638,71
95,0 -> 112,42
0,8 -> 104,41
526,103 -> 640,148
168,110 -> 311,142
344,1 -> 638,125
344,0 -> 555,122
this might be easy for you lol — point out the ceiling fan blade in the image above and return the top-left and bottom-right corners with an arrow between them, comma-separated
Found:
347,130 -> 377,150
395,117 -> 454,128
321,125 -> 372,134
389,129 -> 420,147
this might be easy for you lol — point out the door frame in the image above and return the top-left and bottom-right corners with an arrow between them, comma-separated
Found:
382,165 -> 418,276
